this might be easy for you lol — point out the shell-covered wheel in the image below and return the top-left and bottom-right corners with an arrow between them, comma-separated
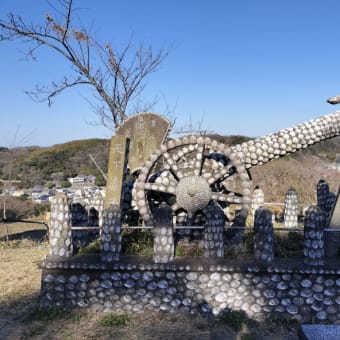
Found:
133,135 -> 252,226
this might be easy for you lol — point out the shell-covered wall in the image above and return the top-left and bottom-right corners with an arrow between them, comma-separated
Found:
40,257 -> 340,322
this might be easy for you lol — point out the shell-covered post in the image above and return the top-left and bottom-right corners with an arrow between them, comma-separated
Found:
152,202 -> 174,263
204,202 -> 225,258
316,179 -> 336,221
100,204 -> 122,262
250,186 -> 264,222
253,207 -> 274,264
317,179 -> 329,212
284,188 -> 298,228
90,191 -> 104,227
49,193 -> 73,257
303,206 -> 326,266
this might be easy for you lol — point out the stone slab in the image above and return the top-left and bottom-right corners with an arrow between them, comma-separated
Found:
104,135 -> 128,209
116,113 -> 170,174
299,324 -> 340,340
328,187 -> 340,228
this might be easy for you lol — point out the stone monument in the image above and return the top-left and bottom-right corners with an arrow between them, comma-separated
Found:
104,113 -> 171,209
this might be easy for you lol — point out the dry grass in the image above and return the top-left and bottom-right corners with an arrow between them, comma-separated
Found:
0,222 -> 300,340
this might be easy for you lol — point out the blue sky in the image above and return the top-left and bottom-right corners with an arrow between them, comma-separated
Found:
1,0 -> 340,147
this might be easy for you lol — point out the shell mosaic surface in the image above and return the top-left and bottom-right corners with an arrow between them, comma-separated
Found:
40,259 -> 340,322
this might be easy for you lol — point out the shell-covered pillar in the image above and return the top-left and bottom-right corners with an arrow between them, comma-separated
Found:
250,186 -> 264,223
253,207 -> 274,264
303,206 -> 326,266
204,202 -> 225,258
90,191 -> 104,227
284,188 -> 298,228
317,179 -> 329,212
100,204 -> 122,262
49,193 -> 73,257
316,179 -> 336,221
152,202 -> 174,263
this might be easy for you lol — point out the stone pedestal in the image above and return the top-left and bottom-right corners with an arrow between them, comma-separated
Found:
251,187 -> 264,222
254,207 -> 274,264
152,203 -> 174,263
204,202 -> 225,258
49,193 -> 73,257
303,206 -> 326,266
284,188 -> 298,228
317,179 -> 329,212
100,204 -> 122,262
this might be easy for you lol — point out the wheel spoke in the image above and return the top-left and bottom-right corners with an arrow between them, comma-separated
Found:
207,165 -> 237,185
193,144 -> 206,176
144,182 -> 176,194
211,192 -> 243,204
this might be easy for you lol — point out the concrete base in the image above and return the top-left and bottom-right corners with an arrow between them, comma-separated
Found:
299,324 -> 340,340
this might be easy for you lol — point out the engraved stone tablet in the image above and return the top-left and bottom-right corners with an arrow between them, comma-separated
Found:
104,135 -> 128,209
105,113 -> 171,209
116,113 -> 171,174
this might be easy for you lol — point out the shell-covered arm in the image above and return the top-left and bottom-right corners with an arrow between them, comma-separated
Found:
231,111 -> 340,169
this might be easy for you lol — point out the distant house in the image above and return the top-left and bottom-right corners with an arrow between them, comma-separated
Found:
68,174 -> 96,185
68,174 -> 86,184
33,194 -> 51,204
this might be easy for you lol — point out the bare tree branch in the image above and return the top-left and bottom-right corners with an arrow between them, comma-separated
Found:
0,0 -> 169,131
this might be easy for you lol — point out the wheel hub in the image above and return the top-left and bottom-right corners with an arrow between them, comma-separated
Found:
175,175 -> 212,213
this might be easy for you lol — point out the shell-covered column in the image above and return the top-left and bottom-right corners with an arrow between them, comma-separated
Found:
71,202 -> 88,251
250,186 -> 264,221
100,204 -> 122,262
152,202 -> 174,263
284,188 -> 298,228
325,192 -> 336,220
204,202 -> 225,258
253,207 -> 274,264
303,206 -> 326,266
317,179 -> 329,212
49,193 -> 73,257
90,191 -> 104,227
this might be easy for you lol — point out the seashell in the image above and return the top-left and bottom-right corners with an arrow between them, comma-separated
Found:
301,279 -> 312,288
316,310 -> 328,320
186,272 -> 198,281
263,289 -> 275,298
157,280 -> 169,289
133,304 -> 143,312
277,281 -> 288,290
286,305 -> 298,315
182,297 -> 192,306
124,279 -> 135,289
143,272 -> 154,281
147,282 -> 157,291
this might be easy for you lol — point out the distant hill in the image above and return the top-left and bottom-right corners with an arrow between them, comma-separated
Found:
1,135 -> 339,204
0,139 -> 110,187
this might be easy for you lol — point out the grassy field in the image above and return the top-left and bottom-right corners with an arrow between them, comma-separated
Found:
0,222 -> 300,339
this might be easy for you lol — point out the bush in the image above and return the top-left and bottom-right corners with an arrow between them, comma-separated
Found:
60,180 -> 71,188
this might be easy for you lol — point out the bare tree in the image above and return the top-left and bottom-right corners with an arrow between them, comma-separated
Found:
0,0 -> 168,130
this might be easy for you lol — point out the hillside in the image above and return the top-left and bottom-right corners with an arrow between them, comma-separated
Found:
1,135 -> 339,204
0,139 -> 110,187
